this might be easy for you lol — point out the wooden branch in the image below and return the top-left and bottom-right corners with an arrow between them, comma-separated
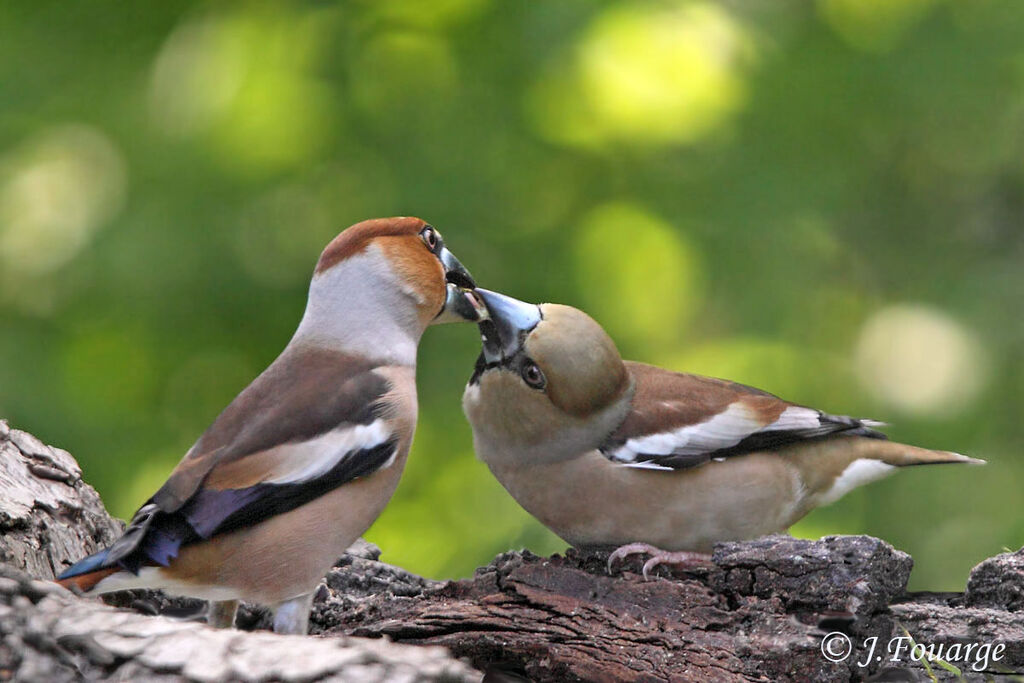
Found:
2,419 -> 1022,682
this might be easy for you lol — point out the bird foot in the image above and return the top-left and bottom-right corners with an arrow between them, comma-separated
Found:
206,599 -> 238,629
606,543 -> 712,580
273,592 -> 314,635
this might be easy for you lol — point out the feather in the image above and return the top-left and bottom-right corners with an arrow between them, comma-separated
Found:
600,362 -> 887,472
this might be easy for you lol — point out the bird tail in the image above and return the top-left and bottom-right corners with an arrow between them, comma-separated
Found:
56,548 -> 119,593
867,441 -> 986,468
793,436 -> 983,508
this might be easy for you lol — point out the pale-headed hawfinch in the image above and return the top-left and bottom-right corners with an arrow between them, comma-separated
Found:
58,217 -> 486,633
463,289 -> 983,577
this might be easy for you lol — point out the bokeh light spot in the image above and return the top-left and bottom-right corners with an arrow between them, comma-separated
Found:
149,11 -> 336,172
357,0 -> 490,29
529,3 -> 753,148
819,0 -> 937,53
216,71 -> 335,171
0,125 -> 126,275
573,203 -> 703,349
855,304 -> 987,416
149,16 -> 248,136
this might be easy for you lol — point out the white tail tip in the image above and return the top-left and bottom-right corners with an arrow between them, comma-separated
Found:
949,451 -> 986,465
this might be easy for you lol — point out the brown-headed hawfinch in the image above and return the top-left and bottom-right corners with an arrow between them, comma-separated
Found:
58,217 -> 486,633
463,289 -> 983,577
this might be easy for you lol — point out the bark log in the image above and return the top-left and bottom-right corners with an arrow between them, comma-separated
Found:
0,421 -> 122,580
316,540 -> 1024,681
0,562 -> 477,682
2,420 -> 1022,682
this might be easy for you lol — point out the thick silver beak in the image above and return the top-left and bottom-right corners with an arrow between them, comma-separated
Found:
440,247 -> 475,289
432,245 -> 483,324
435,284 -> 488,324
475,288 -> 542,363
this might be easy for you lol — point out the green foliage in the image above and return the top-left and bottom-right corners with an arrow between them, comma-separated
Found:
0,0 -> 1020,590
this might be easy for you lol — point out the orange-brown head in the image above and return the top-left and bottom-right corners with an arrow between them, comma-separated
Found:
295,217 -> 485,362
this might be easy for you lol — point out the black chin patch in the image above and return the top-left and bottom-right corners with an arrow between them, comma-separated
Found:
468,349 -> 524,386
469,351 -> 488,385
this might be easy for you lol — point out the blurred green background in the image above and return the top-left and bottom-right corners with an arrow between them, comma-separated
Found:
1,0 -> 1021,591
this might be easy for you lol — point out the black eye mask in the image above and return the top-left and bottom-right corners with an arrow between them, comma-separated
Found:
468,328 -> 533,386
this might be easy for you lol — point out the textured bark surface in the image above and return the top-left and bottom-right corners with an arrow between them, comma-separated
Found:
2,420 -> 1022,682
313,540 -> 1024,681
317,539 -> 906,681
0,421 -> 122,581
965,547 -> 1024,611
0,563 -> 478,682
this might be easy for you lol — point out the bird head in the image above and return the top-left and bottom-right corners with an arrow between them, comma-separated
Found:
463,289 -> 634,464
295,217 -> 486,360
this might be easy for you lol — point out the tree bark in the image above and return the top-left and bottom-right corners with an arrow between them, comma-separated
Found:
2,420 -> 1021,682
0,562 -> 478,682
0,421 -> 122,581
314,540 -> 1024,681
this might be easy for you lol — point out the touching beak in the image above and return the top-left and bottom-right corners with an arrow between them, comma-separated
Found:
475,289 -> 542,363
433,247 -> 487,324
440,247 -> 475,289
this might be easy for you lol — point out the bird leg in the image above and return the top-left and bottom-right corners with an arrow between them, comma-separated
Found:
607,543 -> 712,580
206,599 -> 239,628
273,592 -> 315,635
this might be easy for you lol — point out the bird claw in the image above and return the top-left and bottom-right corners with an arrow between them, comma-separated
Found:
607,543 -> 712,580
641,557 -> 662,580
606,543 -> 660,573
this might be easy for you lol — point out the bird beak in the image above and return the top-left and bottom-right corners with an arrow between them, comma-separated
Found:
475,289 -> 542,363
428,244 -> 483,325
440,247 -> 475,290
433,247 -> 486,324
435,284 -> 488,324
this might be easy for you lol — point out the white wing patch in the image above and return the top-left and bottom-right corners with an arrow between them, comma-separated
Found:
815,459 -> 895,506
760,406 -> 822,431
611,403 -> 762,461
620,460 -> 675,471
611,402 -> 828,463
263,419 -> 393,485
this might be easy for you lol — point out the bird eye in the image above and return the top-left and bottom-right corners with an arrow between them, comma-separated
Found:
521,360 -> 546,389
420,226 -> 439,251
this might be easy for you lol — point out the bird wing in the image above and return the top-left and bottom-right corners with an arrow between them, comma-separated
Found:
598,361 -> 885,472
102,347 -> 402,572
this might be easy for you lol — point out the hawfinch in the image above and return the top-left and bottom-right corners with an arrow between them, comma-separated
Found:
57,217 -> 486,634
463,290 -> 983,577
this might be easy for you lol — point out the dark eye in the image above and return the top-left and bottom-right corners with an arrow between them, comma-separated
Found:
521,360 -> 546,389
420,226 -> 439,251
